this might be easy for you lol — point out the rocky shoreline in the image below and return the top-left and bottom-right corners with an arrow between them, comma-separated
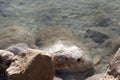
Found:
0,0 -> 120,80
0,43 -> 120,80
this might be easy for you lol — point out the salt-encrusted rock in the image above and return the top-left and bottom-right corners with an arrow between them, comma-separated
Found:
44,41 -> 93,72
85,74 -> 103,80
6,48 -> 55,80
5,43 -> 29,55
0,25 -> 36,49
0,50 -> 15,73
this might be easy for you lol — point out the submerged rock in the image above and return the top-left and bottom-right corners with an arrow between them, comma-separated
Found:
32,27 -> 78,48
6,48 -> 55,80
44,41 -> 93,72
84,29 -> 110,44
0,25 -> 36,49
5,43 -> 29,55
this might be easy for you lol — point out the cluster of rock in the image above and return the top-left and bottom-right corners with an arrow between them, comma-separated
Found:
0,43 -> 55,80
0,25 -> 94,80
0,42 -> 94,80
1,43 -> 119,80
7,48 -> 55,80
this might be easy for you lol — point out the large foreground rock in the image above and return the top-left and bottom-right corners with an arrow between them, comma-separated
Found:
6,48 -> 55,80
44,41 -> 93,72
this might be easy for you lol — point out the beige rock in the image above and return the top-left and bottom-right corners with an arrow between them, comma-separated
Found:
93,55 -> 101,65
44,41 -> 93,72
0,50 -> 15,73
0,25 -> 36,49
6,48 -> 55,80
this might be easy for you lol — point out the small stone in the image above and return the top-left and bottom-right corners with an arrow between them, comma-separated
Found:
93,55 -> 101,65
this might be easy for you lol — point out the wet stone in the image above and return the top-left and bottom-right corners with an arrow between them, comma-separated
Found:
84,29 -> 110,44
